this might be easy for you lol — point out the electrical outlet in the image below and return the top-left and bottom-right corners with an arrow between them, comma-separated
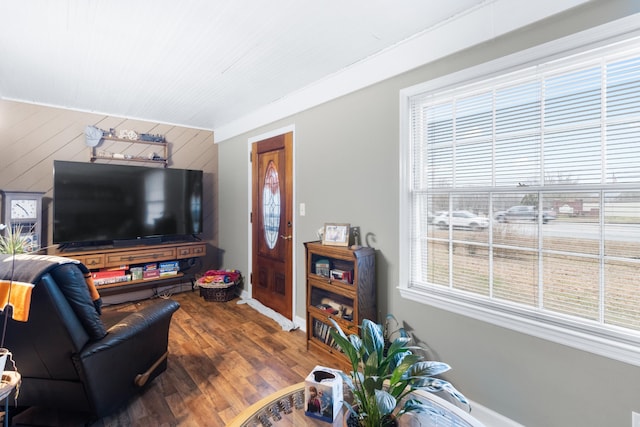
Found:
633,411 -> 640,427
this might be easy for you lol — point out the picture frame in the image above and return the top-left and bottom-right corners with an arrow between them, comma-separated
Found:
322,223 -> 350,246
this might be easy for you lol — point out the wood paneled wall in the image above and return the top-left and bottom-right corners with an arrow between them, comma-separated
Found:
0,99 -> 219,269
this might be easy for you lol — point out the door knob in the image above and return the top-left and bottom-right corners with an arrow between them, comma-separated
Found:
280,235 -> 292,240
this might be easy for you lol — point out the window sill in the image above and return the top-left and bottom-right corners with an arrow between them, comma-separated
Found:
399,285 -> 640,367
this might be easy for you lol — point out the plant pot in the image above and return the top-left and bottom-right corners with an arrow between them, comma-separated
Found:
343,411 -> 398,427
344,411 -> 359,427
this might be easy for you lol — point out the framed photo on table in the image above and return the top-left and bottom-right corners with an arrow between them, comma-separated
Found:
322,223 -> 350,246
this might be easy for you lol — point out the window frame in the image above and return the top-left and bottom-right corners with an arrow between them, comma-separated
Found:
399,16 -> 640,367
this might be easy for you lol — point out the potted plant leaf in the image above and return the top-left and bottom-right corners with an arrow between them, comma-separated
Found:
329,315 -> 469,427
0,223 -> 24,400
0,224 -> 29,254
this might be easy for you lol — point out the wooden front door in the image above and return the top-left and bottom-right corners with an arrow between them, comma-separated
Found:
251,132 -> 293,319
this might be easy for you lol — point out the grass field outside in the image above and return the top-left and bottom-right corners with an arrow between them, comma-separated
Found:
421,223 -> 640,332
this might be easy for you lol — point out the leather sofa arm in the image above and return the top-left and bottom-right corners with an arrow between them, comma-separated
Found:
72,298 -> 180,417
83,298 -> 180,355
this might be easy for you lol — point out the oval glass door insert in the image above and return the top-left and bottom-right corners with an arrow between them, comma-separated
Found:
262,160 -> 281,249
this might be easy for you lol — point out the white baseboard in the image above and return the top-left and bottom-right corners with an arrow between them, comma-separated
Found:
469,399 -> 524,427
296,314 -> 306,331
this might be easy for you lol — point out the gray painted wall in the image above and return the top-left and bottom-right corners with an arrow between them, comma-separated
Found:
217,2 -> 640,426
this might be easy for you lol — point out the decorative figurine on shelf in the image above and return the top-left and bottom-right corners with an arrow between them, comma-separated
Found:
118,129 -> 138,140
139,133 -> 165,143
147,152 -> 164,161
350,226 -> 361,249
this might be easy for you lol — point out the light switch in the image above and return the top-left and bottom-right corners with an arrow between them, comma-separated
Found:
299,203 -> 306,216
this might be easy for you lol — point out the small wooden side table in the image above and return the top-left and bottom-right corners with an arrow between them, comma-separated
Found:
0,372 -> 20,427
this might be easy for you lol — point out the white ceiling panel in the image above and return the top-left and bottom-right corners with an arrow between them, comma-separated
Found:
0,0 -> 587,136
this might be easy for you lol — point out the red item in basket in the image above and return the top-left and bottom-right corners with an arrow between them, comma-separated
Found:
201,269 -> 241,284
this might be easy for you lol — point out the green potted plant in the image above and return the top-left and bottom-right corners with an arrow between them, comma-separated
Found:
0,223 -> 29,254
0,223 -> 24,401
329,315 -> 468,427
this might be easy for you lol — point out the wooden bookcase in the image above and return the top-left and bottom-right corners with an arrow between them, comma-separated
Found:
56,241 -> 206,294
304,241 -> 376,366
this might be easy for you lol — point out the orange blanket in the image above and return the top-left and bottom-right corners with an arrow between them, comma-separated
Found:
0,279 -> 34,322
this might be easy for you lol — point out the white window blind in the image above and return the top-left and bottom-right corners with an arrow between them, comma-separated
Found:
402,32 -> 640,365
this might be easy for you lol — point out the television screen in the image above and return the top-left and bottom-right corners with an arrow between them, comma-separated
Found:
53,160 -> 203,246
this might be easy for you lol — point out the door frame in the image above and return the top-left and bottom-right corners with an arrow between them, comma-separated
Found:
246,124 -> 297,320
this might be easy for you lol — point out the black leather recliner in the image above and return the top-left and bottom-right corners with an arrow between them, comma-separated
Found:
0,255 -> 180,418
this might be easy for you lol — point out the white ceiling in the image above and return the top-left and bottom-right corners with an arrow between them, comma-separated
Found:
0,0 -> 588,141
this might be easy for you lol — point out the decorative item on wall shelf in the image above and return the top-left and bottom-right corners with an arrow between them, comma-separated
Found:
87,125 -> 169,166
85,125 -> 166,145
118,129 -> 138,140
84,125 -> 104,147
322,223 -> 350,246
138,133 -> 165,143
96,151 -> 164,161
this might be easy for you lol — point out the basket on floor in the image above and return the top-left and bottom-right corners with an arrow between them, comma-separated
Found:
196,270 -> 242,302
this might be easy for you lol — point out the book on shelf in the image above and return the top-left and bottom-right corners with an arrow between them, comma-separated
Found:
94,274 -> 131,286
101,265 -> 129,271
159,270 -> 179,277
159,261 -> 180,273
143,263 -> 158,271
92,269 -> 127,280
330,269 -> 353,284
143,270 -> 160,280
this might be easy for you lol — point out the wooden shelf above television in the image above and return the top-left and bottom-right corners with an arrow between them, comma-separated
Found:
89,136 -> 169,167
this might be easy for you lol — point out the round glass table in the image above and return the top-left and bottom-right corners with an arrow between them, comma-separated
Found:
228,382 -> 486,427
0,371 -> 20,427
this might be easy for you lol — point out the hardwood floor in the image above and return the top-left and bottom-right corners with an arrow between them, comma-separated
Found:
11,291 -> 338,427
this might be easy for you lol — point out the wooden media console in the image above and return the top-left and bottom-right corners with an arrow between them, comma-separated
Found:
56,241 -> 206,295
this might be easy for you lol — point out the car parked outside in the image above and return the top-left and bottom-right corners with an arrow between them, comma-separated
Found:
434,210 -> 490,231
494,205 -> 556,223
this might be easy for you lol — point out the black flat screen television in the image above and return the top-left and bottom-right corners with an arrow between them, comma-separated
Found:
53,160 -> 203,248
